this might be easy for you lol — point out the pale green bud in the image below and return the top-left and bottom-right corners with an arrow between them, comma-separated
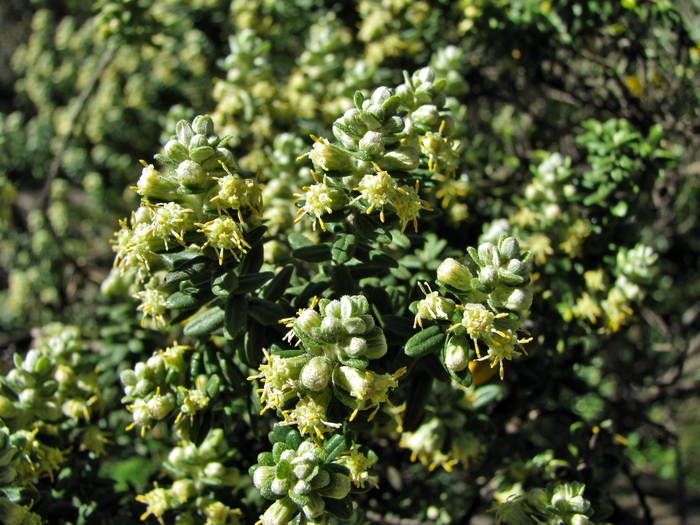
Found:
359,131 -> 385,156
62,398 -> 89,420
498,236 -> 520,261
344,336 -> 368,357
445,335 -> 470,371
295,309 -> 323,345
491,287 -> 533,311
55,364 -> 76,385
192,115 -> 214,136
136,164 -> 180,200
131,378 -> 155,398
478,266 -> 499,288
300,357 -> 333,391
309,138 -> 356,172
176,159 -> 207,189
164,140 -> 189,162
340,295 -> 368,318
343,316 -> 366,335
130,399 -> 153,428
437,258 -> 472,291
253,465 -> 276,489
376,147 -> 420,171
412,104 -> 440,128
170,479 -> 196,503
526,488 -> 550,511
261,496 -> 298,525
477,242 -> 498,267
146,391 -> 176,420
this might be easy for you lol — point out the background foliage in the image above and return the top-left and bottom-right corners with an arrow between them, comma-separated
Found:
1,0 -> 700,524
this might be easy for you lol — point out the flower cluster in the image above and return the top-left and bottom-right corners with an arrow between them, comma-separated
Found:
494,482 -> 595,525
108,115 -> 263,327
136,429 -> 241,525
252,295 -> 402,436
250,427 -> 354,525
295,70 -> 465,234
120,343 -> 217,437
407,236 -> 533,380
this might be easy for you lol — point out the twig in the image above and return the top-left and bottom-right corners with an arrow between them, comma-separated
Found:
39,36 -> 118,211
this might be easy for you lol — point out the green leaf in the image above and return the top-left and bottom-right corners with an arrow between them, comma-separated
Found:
183,306 -> 225,337
323,434 -> 348,463
404,325 -> 445,357
263,265 -> 294,301
234,272 -> 275,294
331,233 -> 357,265
164,256 -> 210,284
288,232 -> 315,250
160,249 -> 204,267
212,271 -> 239,297
243,319 -> 266,368
224,294 -> 248,340
166,288 -> 214,310
329,264 -> 355,296
292,243 -> 332,262
324,495 -> 353,520
248,297 -> 287,326
243,225 -> 268,248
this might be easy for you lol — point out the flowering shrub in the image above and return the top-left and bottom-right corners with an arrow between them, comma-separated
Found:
1,1 -> 699,525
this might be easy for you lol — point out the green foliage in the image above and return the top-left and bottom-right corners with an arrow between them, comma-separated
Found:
2,0 -> 700,524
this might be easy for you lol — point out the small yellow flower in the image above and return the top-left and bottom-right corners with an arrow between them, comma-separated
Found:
197,216 -> 251,264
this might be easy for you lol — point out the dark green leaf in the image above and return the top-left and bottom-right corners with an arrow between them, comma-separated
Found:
224,294 -> 248,340
404,325 -> 445,357
263,265 -> 294,301
183,306 -> 225,337
234,272 -> 275,294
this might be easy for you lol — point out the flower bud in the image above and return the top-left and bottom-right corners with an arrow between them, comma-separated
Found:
62,398 -> 88,420
192,114 -> 214,136
412,105 -> 440,128
344,336 -> 368,357
55,364 -> 76,385
146,392 -> 176,420
164,140 -> 189,162
300,357 -> 333,391
294,309 -> 323,345
253,465 -> 276,489
437,258 -> 472,291
477,242 -> 498,267
309,138 -> 356,172
136,164 -> 180,200
445,335 -> 470,371
490,287 -> 533,311
498,236 -> 520,261
376,147 -> 420,171
176,159 -> 207,189
261,497 -> 298,525
170,479 -> 196,503
130,399 -> 154,428
478,266 -> 499,289
359,131 -> 385,157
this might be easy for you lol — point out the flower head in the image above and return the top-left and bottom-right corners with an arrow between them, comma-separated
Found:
197,216 -> 251,264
